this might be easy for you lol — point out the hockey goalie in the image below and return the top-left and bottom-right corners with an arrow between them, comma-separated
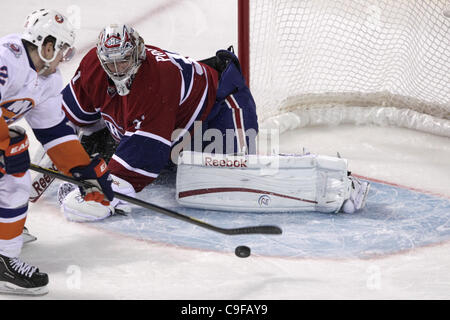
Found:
47,23 -> 369,221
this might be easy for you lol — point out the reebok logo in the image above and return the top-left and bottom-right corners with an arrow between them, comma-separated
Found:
32,173 -> 54,193
204,156 -> 247,168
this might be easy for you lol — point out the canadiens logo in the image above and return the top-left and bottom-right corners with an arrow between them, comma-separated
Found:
104,35 -> 122,48
55,14 -> 64,23
3,43 -> 23,58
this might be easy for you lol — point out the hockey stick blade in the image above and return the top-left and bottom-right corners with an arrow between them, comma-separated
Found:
30,164 -> 282,236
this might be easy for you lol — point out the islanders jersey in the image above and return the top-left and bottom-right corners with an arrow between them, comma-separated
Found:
62,46 -> 219,191
0,34 -> 90,174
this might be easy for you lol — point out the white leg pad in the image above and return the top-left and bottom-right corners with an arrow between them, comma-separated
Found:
176,152 -> 351,213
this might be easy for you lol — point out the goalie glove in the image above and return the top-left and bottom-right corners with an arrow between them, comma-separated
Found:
0,126 -> 30,178
69,155 -> 114,205
58,174 -> 135,222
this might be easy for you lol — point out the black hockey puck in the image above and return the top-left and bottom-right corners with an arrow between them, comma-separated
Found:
235,245 -> 251,258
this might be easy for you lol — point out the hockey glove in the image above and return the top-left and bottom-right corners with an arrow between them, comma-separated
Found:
80,127 -> 117,163
57,174 -> 135,222
70,155 -> 114,206
0,126 -> 30,178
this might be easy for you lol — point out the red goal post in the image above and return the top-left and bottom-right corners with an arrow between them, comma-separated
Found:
238,0 -> 250,86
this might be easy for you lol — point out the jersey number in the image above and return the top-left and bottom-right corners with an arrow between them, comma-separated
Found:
0,66 -> 8,85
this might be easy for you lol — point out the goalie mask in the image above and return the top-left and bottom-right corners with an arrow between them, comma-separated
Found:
22,9 -> 76,74
96,24 -> 145,96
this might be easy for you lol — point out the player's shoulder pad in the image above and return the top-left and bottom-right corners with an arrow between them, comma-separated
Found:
142,45 -> 181,85
79,47 -> 102,70
144,44 -> 170,61
74,47 -> 107,90
0,36 -> 25,85
0,34 -> 25,60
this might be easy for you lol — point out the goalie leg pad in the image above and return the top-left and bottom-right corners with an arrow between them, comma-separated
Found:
341,176 -> 371,213
176,152 -> 351,213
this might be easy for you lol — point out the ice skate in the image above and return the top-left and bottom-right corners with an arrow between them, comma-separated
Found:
0,254 -> 49,296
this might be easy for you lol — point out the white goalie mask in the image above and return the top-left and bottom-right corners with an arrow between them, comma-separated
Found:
96,24 -> 145,96
22,9 -> 76,70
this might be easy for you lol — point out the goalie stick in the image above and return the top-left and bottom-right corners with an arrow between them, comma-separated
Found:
29,151 -> 57,202
30,164 -> 283,236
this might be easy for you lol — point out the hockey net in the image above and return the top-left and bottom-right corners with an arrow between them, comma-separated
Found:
238,0 -> 450,137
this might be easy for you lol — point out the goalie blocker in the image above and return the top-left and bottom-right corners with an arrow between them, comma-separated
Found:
176,151 -> 369,214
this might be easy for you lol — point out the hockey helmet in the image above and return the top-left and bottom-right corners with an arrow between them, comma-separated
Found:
96,24 -> 145,96
22,9 -> 76,64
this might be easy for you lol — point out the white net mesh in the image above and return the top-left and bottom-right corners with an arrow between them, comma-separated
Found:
248,0 -> 450,136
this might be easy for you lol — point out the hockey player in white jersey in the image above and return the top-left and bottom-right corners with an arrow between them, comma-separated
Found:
0,9 -> 114,296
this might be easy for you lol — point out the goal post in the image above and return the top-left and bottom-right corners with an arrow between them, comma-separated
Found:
238,0 -> 250,86
238,0 -> 450,137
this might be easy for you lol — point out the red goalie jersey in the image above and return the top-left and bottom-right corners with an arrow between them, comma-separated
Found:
62,46 -> 219,192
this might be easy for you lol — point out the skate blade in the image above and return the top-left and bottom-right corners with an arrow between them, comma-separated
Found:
23,234 -> 37,244
0,281 -> 48,296
22,230 -> 38,244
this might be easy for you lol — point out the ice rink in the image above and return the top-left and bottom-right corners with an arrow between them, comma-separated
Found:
1,0 -> 450,300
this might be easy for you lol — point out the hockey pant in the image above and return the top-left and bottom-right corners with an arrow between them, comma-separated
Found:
0,171 -> 30,258
199,49 -> 258,155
